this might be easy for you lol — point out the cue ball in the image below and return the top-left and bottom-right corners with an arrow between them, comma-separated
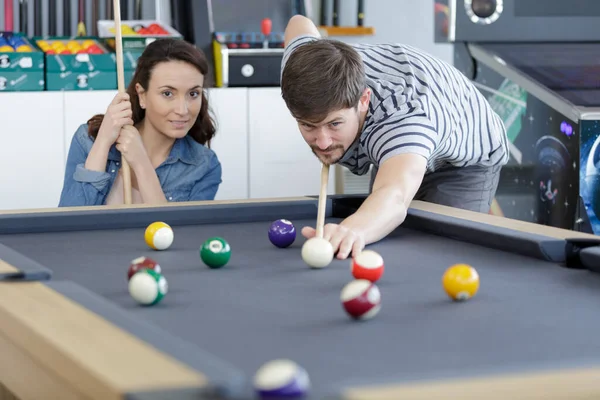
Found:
268,219 -> 296,248
351,250 -> 384,282
340,279 -> 381,320
200,237 -> 231,268
128,269 -> 168,306
442,264 -> 480,301
127,256 -> 161,281
301,237 -> 334,269
144,221 -> 174,251
253,359 -> 310,398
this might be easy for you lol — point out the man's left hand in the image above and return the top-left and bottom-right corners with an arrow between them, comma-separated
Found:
301,223 -> 365,260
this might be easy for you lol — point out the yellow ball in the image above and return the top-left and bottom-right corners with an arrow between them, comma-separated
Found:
16,45 -> 32,52
82,40 -> 95,49
0,45 -> 14,52
442,264 -> 479,301
144,222 -> 174,251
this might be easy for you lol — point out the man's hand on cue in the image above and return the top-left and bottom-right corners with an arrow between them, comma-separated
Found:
302,224 -> 365,260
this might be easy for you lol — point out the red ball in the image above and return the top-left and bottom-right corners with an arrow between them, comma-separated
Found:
351,250 -> 384,282
340,279 -> 381,320
127,256 -> 161,281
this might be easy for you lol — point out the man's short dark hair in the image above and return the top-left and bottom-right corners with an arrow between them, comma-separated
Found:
281,39 -> 367,123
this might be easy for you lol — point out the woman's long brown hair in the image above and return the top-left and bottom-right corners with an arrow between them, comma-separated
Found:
87,38 -> 216,147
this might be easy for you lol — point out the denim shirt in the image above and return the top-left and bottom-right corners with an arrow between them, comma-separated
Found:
58,124 -> 222,207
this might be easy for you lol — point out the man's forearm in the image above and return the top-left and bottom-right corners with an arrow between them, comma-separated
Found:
340,186 -> 408,245
134,160 -> 168,204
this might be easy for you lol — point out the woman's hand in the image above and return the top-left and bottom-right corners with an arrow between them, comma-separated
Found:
116,125 -> 151,171
96,92 -> 133,148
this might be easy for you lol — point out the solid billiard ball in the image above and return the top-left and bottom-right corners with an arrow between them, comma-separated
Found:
340,279 -> 381,320
442,264 -> 479,301
253,359 -> 310,398
144,221 -> 174,250
127,256 -> 161,281
268,219 -> 296,248
200,237 -> 231,268
301,237 -> 334,269
351,250 -> 384,282
128,269 -> 168,306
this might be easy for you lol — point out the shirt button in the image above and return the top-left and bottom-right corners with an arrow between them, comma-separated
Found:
169,197 -> 173,200
111,170 -> 115,173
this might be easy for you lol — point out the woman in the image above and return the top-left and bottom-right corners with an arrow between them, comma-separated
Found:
58,38 -> 222,207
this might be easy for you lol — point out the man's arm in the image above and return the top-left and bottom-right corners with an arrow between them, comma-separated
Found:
336,153 -> 427,253
284,14 -> 321,46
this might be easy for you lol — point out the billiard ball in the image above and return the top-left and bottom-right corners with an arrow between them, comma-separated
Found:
351,250 -> 384,282
442,264 -> 479,301
301,237 -> 334,269
340,279 -> 381,320
200,237 -> 231,268
144,221 -> 174,250
268,219 -> 296,248
127,256 -> 161,281
253,359 -> 310,398
128,269 -> 168,306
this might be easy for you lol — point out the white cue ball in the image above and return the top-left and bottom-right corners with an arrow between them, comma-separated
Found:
301,237 -> 334,269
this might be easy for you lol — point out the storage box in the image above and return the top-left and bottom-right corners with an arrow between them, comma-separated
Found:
97,20 -> 182,50
0,32 -> 45,91
33,36 -> 117,91
123,49 -> 143,87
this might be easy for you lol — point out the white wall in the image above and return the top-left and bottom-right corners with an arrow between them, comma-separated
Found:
311,0 -> 453,64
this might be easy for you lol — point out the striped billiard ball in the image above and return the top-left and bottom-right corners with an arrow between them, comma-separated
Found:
340,279 -> 381,320
128,269 -> 168,306
351,250 -> 384,282
127,256 -> 161,281
253,359 -> 310,398
144,221 -> 174,251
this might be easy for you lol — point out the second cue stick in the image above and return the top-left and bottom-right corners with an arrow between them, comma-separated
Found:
112,0 -> 132,204
315,163 -> 329,238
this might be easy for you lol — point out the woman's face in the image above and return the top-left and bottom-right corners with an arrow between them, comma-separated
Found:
137,60 -> 204,139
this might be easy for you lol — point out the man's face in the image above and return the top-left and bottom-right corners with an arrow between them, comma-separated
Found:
296,89 -> 370,165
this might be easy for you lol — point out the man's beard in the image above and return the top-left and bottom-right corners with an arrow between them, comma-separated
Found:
311,126 -> 361,165
311,145 -> 345,165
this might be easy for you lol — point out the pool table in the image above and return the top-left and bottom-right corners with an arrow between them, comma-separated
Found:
1,195 -> 600,400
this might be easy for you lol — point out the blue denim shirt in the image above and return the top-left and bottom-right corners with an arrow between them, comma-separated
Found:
58,124 -> 222,207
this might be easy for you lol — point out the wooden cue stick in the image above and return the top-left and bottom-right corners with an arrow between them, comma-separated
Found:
112,0 -> 132,204
315,163 -> 329,238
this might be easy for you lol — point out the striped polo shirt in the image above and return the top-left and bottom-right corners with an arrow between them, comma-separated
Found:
281,35 -> 509,176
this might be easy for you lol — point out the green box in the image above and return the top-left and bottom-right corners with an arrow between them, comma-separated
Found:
34,36 -> 117,91
123,49 -> 143,87
0,33 -> 45,91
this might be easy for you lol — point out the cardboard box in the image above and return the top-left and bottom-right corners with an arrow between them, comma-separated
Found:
0,32 -> 45,91
33,36 -> 117,91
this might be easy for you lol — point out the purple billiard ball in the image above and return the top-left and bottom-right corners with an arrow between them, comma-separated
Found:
253,359 -> 310,398
268,219 -> 296,248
